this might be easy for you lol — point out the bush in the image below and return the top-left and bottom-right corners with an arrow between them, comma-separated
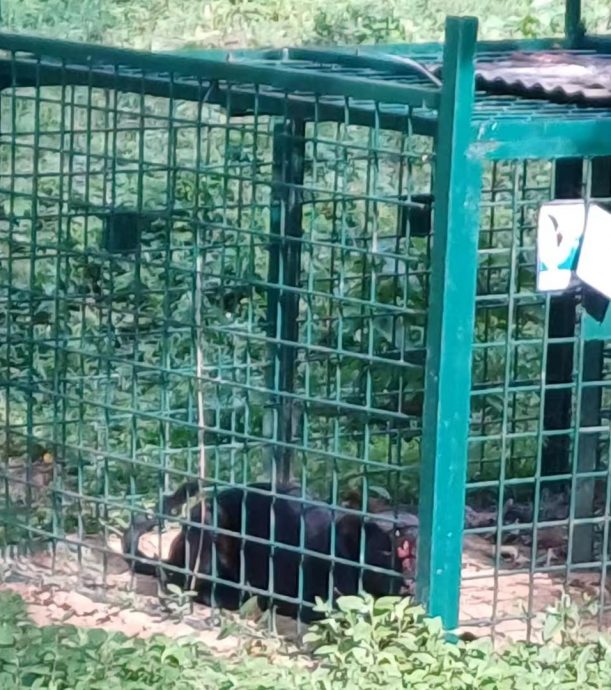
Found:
0,590 -> 610,689
0,591 -> 302,689
304,594 -> 611,689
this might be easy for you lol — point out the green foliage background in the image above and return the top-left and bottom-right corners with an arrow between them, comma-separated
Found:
0,0 -> 610,49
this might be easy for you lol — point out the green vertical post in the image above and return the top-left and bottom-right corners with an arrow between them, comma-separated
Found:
266,119 -> 305,483
0,72 -> 7,518
565,0 -> 584,47
417,16 -> 481,629
542,159 -> 582,478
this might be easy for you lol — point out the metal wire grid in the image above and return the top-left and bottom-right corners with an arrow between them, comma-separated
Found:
463,157 -> 611,639
0,50 -> 432,612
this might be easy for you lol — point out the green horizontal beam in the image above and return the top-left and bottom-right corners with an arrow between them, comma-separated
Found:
0,57 -> 437,132
0,30 -> 441,109
581,35 -> 611,52
471,117 -> 611,159
177,37 -> 569,64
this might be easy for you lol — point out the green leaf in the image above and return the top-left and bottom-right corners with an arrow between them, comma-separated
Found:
336,596 -> 366,613
542,614 -> 564,644
0,627 -> 15,647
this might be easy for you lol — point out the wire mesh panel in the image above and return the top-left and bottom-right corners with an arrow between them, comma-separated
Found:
0,38 -> 438,621
461,156 -> 611,641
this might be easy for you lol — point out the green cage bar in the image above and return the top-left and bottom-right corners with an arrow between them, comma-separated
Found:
417,16 -> 481,629
0,0 -> 611,640
0,17 -> 438,625
267,118 -> 306,484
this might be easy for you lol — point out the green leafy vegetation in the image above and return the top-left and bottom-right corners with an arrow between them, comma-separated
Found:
0,590 -> 610,689
1,0 -> 610,48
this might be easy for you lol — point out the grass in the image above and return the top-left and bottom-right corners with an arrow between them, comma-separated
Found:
0,0 -> 610,51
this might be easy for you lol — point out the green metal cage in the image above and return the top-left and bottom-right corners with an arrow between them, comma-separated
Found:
0,22 -> 438,627
0,0 -> 610,639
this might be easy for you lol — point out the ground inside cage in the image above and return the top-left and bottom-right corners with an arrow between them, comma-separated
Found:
0,527 -> 608,649
0,529 -> 305,659
459,534 -> 611,641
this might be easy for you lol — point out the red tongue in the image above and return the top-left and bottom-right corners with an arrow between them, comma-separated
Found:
397,539 -> 412,560
398,539 -> 416,582
397,540 -> 416,594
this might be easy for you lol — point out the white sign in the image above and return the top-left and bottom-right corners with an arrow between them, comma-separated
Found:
536,200 -> 586,292
576,203 -> 611,300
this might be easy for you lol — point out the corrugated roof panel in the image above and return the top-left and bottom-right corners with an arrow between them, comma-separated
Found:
471,52 -> 611,106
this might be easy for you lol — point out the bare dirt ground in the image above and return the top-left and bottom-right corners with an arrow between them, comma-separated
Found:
0,527 -> 608,651
459,534 -> 611,642
0,527 -> 304,659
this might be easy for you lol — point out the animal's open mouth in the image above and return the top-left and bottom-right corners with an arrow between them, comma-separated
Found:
397,538 -> 416,594
397,538 -> 416,571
